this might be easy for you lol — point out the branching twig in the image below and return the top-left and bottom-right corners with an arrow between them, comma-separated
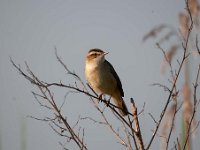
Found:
146,1 -> 195,149
146,40 -> 188,149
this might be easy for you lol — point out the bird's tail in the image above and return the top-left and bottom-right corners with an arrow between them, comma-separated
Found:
112,94 -> 128,116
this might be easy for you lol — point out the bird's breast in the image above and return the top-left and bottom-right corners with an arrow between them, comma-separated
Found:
85,63 -> 101,88
85,62 -> 117,94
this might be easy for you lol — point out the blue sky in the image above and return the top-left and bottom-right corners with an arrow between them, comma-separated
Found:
0,0 -> 199,150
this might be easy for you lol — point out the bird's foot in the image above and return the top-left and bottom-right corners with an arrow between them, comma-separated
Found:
98,94 -> 103,103
106,99 -> 110,107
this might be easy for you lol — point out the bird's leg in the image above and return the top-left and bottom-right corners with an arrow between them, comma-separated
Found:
106,96 -> 112,107
98,93 -> 104,102
98,94 -> 110,107
106,99 -> 110,107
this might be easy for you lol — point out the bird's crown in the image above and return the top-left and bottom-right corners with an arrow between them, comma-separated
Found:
86,48 -> 107,60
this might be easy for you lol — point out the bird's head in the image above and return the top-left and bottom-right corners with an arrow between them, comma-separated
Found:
86,48 -> 108,64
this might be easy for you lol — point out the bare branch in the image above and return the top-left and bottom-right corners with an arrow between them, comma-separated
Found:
146,26 -> 190,150
166,102 -> 177,150
130,98 -> 144,150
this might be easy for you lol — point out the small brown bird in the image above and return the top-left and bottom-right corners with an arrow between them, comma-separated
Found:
85,48 -> 128,116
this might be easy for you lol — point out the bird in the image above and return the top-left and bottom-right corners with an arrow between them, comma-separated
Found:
85,48 -> 128,116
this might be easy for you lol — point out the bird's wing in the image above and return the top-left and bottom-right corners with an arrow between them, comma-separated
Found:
105,60 -> 124,97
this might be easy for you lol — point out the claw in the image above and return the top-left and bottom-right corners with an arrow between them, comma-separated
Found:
106,99 -> 110,107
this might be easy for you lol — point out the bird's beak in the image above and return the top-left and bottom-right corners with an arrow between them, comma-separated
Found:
104,52 -> 109,55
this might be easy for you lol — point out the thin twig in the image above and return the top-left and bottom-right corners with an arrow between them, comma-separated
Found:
166,102 -> 177,149
148,113 -> 158,125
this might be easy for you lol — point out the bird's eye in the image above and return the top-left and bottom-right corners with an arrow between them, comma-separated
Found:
93,53 -> 97,57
